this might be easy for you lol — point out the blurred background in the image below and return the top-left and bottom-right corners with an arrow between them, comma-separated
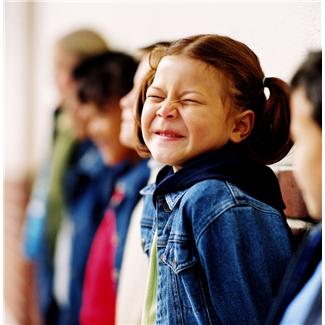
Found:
4,1 -> 320,324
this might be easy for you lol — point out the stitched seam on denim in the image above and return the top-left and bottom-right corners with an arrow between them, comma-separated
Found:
196,203 -> 237,244
226,181 -> 281,215
164,258 -> 197,273
181,180 -> 236,210
225,181 -> 240,204
140,183 -> 155,195
166,234 -> 189,243
165,190 -> 186,210
172,268 -> 185,325
195,202 -> 281,245
141,217 -> 153,227
157,241 -> 168,248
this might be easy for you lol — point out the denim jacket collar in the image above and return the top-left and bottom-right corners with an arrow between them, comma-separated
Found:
140,183 -> 184,211
152,143 -> 285,213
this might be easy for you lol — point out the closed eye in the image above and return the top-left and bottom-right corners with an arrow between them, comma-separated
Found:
146,95 -> 165,103
147,95 -> 164,99
181,99 -> 202,105
145,87 -> 165,102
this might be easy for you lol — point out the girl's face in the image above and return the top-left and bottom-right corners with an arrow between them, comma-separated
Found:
86,100 -> 134,165
141,55 -> 236,171
290,87 -> 322,220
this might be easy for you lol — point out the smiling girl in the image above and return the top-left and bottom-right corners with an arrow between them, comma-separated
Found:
136,34 -> 294,324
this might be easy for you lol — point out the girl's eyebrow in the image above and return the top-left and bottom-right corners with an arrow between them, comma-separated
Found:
179,90 -> 205,97
147,86 -> 163,92
148,86 -> 204,96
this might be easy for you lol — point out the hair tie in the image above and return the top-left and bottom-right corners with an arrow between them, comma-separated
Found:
262,77 -> 267,86
262,77 -> 270,100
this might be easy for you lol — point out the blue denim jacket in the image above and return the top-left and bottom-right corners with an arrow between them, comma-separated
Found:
62,142 -> 131,325
265,224 -> 322,325
111,158 -> 150,284
141,146 -> 293,325
34,140 -> 131,325
62,150 -> 149,325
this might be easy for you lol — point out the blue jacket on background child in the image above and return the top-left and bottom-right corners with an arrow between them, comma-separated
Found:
31,139 -> 115,325
59,140 -> 118,325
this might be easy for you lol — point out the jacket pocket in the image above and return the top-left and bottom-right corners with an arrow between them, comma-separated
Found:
161,239 -> 198,273
161,240 -> 212,316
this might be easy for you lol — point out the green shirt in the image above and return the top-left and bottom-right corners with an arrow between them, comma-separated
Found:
141,231 -> 158,324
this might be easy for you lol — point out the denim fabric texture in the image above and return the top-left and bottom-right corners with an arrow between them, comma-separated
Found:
140,145 -> 293,325
80,159 -> 150,325
24,160 -> 51,261
62,141 -> 128,325
112,159 -> 150,282
36,140 -> 126,325
266,223 -> 322,325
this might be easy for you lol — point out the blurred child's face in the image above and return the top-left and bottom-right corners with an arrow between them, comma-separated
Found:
53,45 -> 79,100
290,87 -> 322,220
86,100 -> 134,165
141,55 -> 236,171
119,54 -> 150,148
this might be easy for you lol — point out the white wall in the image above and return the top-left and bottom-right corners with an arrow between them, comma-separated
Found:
5,1 -> 321,178
5,2 -> 34,180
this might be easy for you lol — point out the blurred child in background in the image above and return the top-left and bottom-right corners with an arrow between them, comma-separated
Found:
72,51 -> 150,324
266,50 -> 322,325
23,28 -> 111,325
116,41 -> 171,324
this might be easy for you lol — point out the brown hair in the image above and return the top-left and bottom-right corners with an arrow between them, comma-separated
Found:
73,51 -> 137,110
290,50 -> 322,129
135,34 -> 293,164
57,28 -> 109,61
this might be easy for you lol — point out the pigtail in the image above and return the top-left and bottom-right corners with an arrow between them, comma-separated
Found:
246,77 -> 293,164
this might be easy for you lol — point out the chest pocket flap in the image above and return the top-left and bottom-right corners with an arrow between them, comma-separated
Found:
161,239 -> 198,274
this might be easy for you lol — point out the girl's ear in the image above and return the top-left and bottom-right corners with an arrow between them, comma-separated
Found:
230,110 -> 255,143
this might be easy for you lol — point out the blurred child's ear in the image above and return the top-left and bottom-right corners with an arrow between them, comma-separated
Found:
230,110 -> 255,143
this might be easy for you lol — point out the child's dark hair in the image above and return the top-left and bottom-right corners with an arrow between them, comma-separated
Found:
290,51 -> 322,129
73,51 -> 138,110
135,34 -> 293,164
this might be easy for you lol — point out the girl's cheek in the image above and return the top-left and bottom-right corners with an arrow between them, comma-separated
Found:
141,114 -> 149,134
141,105 -> 152,128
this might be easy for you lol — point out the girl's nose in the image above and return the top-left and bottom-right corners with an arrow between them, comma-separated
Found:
156,100 -> 179,118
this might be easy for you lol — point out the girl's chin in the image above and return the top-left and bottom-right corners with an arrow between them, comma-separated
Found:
151,154 -> 176,167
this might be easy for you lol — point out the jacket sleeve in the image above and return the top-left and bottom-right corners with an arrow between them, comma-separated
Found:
195,205 -> 293,325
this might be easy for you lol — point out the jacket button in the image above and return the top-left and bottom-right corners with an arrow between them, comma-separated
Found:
163,201 -> 171,212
